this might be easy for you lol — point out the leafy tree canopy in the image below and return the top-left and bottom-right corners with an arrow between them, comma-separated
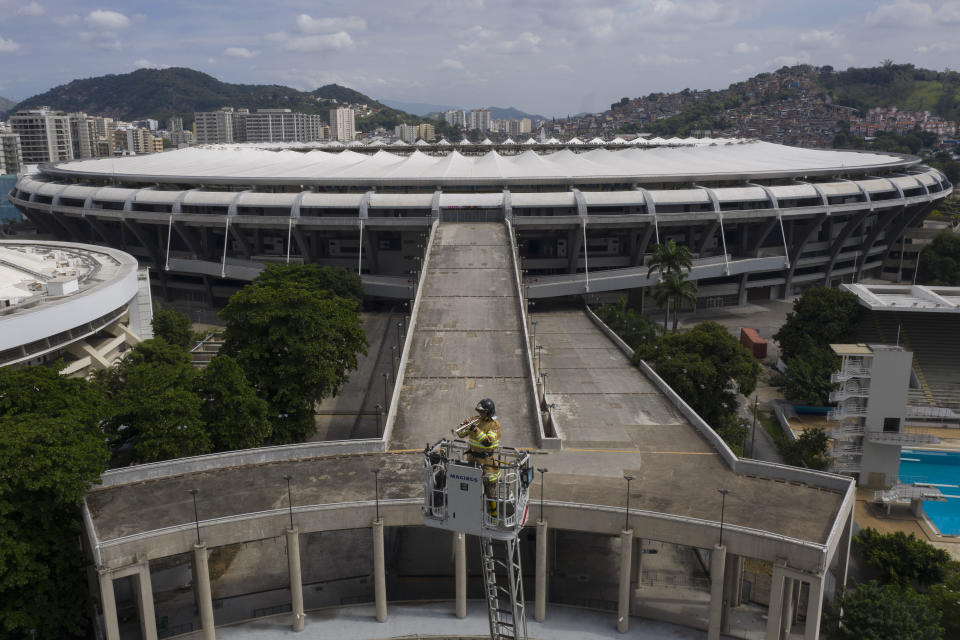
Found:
783,427 -> 831,470
152,306 -> 194,350
197,354 -> 271,451
916,231 -> 960,286
0,365 -> 110,638
855,528 -> 953,588
825,581 -> 943,640
782,344 -> 840,406
220,264 -> 368,443
593,296 -> 661,350
774,287 -> 863,362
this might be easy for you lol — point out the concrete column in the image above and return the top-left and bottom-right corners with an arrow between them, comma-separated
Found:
721,552 -> 741,632
708,544 -> 727,640
98,569 -> 120,640
632,537 -> 643,592
372,519 -> 387,622
780,577 -> 795,638
135,563 -> 158,640
804,575 -> 825,640
617,529 -> 633,633
193,544 -> 216,640
287,528 -> 305,631
454,532 -> 467,619
765,565 -> 786,640
535,520 -> 548,622
836,507 -> 854,594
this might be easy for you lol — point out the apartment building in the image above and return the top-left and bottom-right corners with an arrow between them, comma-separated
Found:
330,107 -> 356,141
0,133 -> 23,174
9,108 -> 73,163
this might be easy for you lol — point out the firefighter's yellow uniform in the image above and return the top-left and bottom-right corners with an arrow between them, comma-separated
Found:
455,401 -> 502,517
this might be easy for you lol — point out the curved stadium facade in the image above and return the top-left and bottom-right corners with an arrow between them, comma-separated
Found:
5,141 -> 953,640
8,139 -> 952,307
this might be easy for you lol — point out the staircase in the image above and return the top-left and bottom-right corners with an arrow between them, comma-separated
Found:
190,332 -> 224,369
480,536 -> 527,640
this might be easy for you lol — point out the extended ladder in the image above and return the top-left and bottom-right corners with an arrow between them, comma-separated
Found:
480,536 -> 527,640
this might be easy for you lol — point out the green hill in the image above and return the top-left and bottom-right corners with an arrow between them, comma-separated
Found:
0,95 -> 15,114
9,67 -> 420,129
824,63 -> 960,121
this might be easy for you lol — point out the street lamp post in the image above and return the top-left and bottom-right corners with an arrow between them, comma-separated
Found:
750,395 -> 758,458
531,320 -> 537,350
375,403 -> 383,439
717,488 -> 731,546
382,371 -> 390,408
535,344 -> 543,373
397,321 -> 403,348
540,371 -> 548,398
283,475 -> 294,529
537,468 -> 548,522
392,345 -> 398,374
623,475 -> 635,530
371,468 -> 381,522
187,488 -> 201,545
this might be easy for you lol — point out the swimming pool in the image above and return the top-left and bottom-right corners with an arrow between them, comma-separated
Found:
900,449 -> 960,536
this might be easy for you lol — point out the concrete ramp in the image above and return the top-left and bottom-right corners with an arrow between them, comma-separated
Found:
390,223 -> 538,450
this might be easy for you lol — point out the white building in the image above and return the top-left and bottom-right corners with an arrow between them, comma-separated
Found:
68,113 -> 101,159
0,240 -> 152,376
244,109 -> 328,143
9,108 -> 73,164
444,109 -> 467,128
194,108 -> 236,144
394,123 -> 418,144
469,108 -> 491,131
329,107 -> 356,141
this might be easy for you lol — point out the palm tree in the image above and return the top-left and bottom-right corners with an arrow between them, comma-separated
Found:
655,272 -> 699,332
646,239 -> 693,280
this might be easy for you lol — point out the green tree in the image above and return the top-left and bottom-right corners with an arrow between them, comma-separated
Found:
594,296 -> 660,349
251,263 -> 364,304
659,272 -> 699,332
220,264 -> 368,443
647,241 -> 695,331
928,568 -> 960,639
774,287 -> 863,362
784,427 -> 830,469
0,366 -> 110,638
635,322 -> 758,453
916,232 -> 960,286
782,343 -> 841,405
197,354 -> 271,451
646,239 -> 693,279
96,338 -> 210,462
152,306 -> 194,350
854,528 -> 953,588
824,581 -> 942,640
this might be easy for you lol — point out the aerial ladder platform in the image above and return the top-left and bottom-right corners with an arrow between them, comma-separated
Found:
423,439 -> 533,640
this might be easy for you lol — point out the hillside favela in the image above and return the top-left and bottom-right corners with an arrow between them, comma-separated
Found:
2,3 -> 960,640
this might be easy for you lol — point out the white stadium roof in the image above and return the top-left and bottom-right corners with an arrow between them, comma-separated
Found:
843,284 -> 960,313
52,141 -> 908,184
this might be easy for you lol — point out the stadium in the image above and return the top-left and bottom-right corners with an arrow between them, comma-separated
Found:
5,141 -> 952,640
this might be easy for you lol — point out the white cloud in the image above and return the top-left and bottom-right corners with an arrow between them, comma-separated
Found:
52,12 -> 78,26
273,31 -> 354,52
224,47 -> 259,59
436,58 -> 464,71
635,52 -> 696,65
133,58 -> 168,69
772,51 -> 812,67
916,41 -> 957,53
17,1 -> 44,16
459,25 -> 495,39
733,42 -> 758,54
797,30 -> 841,48
207,57 -> 216,64
85,9 -> 130,31
79,31 -> 122,50
938,1 -> 960,21
554,63 -> 574,73
296,14 -> 366,34
0,35 -> 20,52
492,31 -> 541,54
865,0 -> 934,27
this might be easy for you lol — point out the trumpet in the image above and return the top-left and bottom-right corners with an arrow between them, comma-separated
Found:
452,416 -> 481,438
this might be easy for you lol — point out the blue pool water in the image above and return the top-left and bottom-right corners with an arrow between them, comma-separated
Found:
900,449 -> 960,536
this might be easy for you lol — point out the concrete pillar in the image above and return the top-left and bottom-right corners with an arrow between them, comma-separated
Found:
632,537 -> 643,592
98,569 -> 120,640
454,532 -> 467,619
617,529 -> 633,633
708,544 -> 727,640
721,552 -> 741,632
535,520 -> 548,622
836,507 -> 854,595
287,528 -> 305,631
780,577 -> 795,638
135,563 -> 158,640
765,565 -> 786,640
804,575 -> 824,640
737,273 -> 749,305
193,544 -> 216,640
372,519 -> 387,622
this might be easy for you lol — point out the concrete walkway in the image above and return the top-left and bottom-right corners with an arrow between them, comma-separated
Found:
195,601 -> 734,639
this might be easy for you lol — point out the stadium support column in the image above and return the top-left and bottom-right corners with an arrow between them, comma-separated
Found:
287,528 -> 305,631
804,574 -> 825,640
722,552 -> 743,632
780,577 -> 796,637
373,519 -> 387,622
98,569 -> 120,640
707,544 -> 726,640
617,528 -> 633,633
765,564 -> 786,640
454,532 -> 466,619
837,506 -> 854,594
134,561 -> 158,640
535,520 -> 548,621
193,544 -> 216,640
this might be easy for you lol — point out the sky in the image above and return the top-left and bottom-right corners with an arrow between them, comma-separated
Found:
0,0 -> 958,117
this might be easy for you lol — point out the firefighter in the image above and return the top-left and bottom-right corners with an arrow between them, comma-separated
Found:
454,398 -> 502,518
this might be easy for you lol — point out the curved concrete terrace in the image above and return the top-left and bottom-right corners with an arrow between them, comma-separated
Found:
84,222 -> 853,640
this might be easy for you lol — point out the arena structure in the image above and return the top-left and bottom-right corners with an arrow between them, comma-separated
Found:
5,139 -> 952,309
6,142 -> 949,640
0,239 -> 152,375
